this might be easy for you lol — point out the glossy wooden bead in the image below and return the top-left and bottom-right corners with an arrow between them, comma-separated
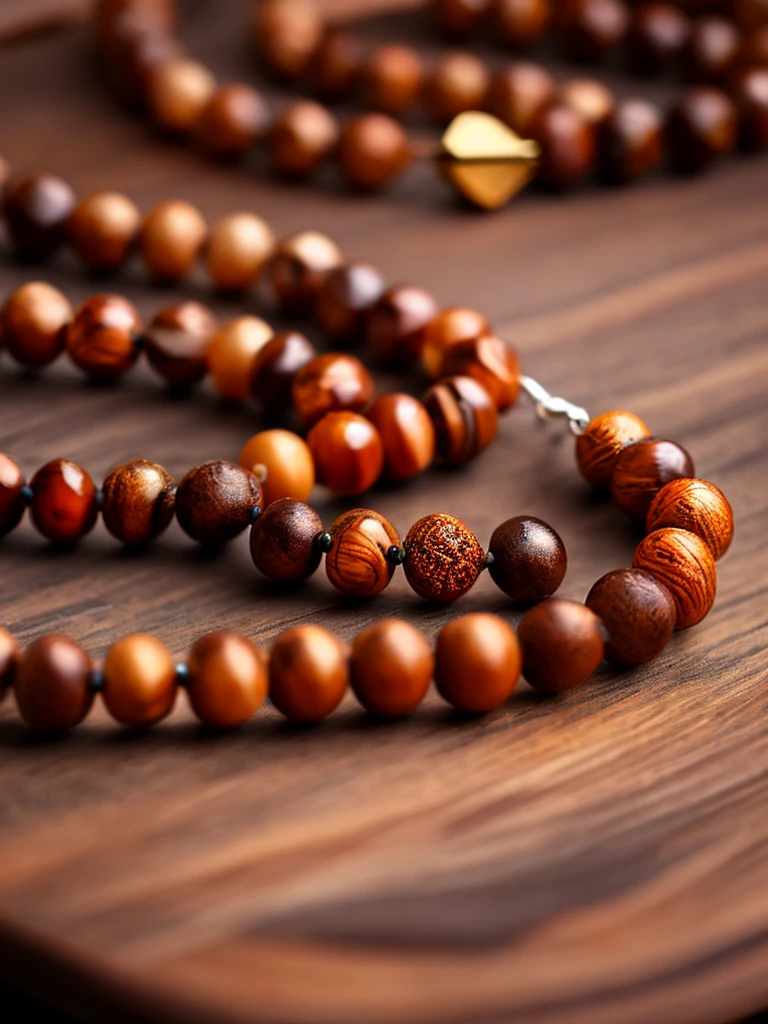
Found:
575,409 -> 651,487
404,513 -> 485,602
597,98 -> 663,183
207,316 -> 273,402
366,393 -> 435,481
196,84 -> 269,157
205,212 -> 275,292
422,375 -> 498,464
338,113 -> 412,190
186,631 -> 267,728
175,461 -> 261,544
66,294 -> 141,379
102,633 -> 177,727
30,459 -> 99,544
646,477 -> 734,560
610,438 -> 695,519
262,230 -> 343,311
325,508 -> 399,597
627,2 -> 690,74
0,627 -> 19,699
308,30 -> 362,101
558,0 -> 629,62
634,527 -> 717,629
426,52 -> 491,121
518,598 -> 605,693
315,261 -> 386,343
350,619 -> 433,717
666,87 -> 737,172
14,635 -> 94,733
685,16 -> 741,84
250,330 -> 317,411
421,306 -> 490,379
433,0 -> 493,38
268,101 -> 339,180
145,301 -> 216,388
487,63 -> 557,136
249,498 -> 322,582
268,625 -> 349,722
0,282 -> 71,367
292,353 -> 374,426
365,284 -> 438,367
101,459 -> 176,545
529,102 -> 596,188
307,412 -> 384,496
139,199 -> 207,281
440,335 -> 521,411
435,613 -> 521,712
146,57 -> 216,134
488,516 -> 567,602
65,191 -> 141,272
732,68 -> 768,150
586,568 -> 676,664
254,0 -> 324,81
494,0 -> 551,46
560,78 -> 616,126
0,453 -> 26,537
238,429 -> 315,506
2,172 -> 76,258
365,45 -> 424,115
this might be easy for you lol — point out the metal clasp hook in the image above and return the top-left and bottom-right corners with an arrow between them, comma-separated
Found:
519,375 -> 590,436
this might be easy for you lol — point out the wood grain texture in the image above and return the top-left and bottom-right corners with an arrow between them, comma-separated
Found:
1,2 -> 768,1023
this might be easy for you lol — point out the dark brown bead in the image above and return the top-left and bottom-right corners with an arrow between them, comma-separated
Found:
435,613 -> 521,712
685,16 -> 741,84
365,284 -> 438,367
268,100 -> 339,180
308,30 -> 362,101
2,173 -> 77,259
426,52 -> 491,122
597,98 -> 663,183
325,508 -> 400,597
422,375 -> 498,464
558,0 -> 630,62
196,83 -> 269,158
404,513 -> 485,603
100,6 -> 181,103
586,568 -> 676,664
175,461 -> 261,544
487,63 -> 557,136
529,102 -> 596,188
292,353 -> 375,427
66,294 -> 142,380
439,335 -> 521,411
610,438 -> 695,519
186,631 -> 267,728
365,45 -> 424,115
666,86 -> 737,173
737,22 -> 768,68
14,635 -> 94,733
494,0 -> 552,47
576,409 -> 651,487
101,459 -> 176,545
315,261 -> 386,343
250,330 -> 317,411
366,393 -> 435,481
250,498 -> 323,582
0,282 -> 71,368
30,460 -> 99,544
268,624 -> 349,722
338,113 -> 412,190
0,627 -> 19,700
634,527 -> 717,629
518,598 -> 606,693
262,230 -> 342,312
254,0 -> 324,81
65,191 -> 141,272
646,477 -> 734,560
627,2 -> 690,75
307,412 -> 384,496
102,633 -> 177,727
350,619 -> 433,717
433,0 -> 493,38
0,453 -> 26,537
488,516 -> 567,603
145,301 -> 217,387
732,67 -> 768,150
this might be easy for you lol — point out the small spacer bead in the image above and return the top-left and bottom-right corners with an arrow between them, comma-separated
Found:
316,530 -> 334,554
248,504 -> 262,524
20,484 -> 34,506
131,331 -> 147,352
386,544 -> 405,566
483,550 -> 494,569
95,488 -> 105,512
175,662 -> 190,687
87,668 -> 105,693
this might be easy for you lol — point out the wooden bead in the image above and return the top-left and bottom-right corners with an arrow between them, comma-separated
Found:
262,230 -> 343,311
421,306 -> 489,379
2,172 -> 76,258
627,2 -> 690,74
325,508 -> 400,597
422,375 -> 498,464
30,459 -> 99,544
250,330 -> 317,411
315,261 -> 386,343
308,30 -> 362,101
66,294 -> 141,379
0,282 -> 71,367
146,57 -> 216,134
733,68 -> 768,150
487,63 -> 557,136
238,429 -> 315,506
0,453 -> 26,537
518,598 -> 605,693
529,102 -> 596,188
494,0 -> 552,46
65,191 -> 140,272
268,100 -> 339,180
14,635 -> 94,733
102,633 -> 177,727
292,353 -> 374,427
560,78 -> 616,126
436,613 -> 521,712
101,459 -> 176,545
307,412 -> 384,496
254,0 -> 324,81
610,438 -> 695,519
634,527 -> 717,629
737,22 -> 768,67
433,0 -> 493,38
646,477 -> 734,560
196,84 -> 269,157
365,45 -> 424,115
139,199 -> 207,281
597,98 -> 663,183
586,568 -> 676,664
0,626 -> 19,699
350,619 -> 433,717
439,335 -> 521,411
404,513 -> 485,602
426,52 -> 491,121
206,212 -> 275,292
488,516 -> 567,602
338,113 -> 412,190
666,87 -> 737,173
365,284 -> 438,367
249,498 -> 323,582
366,393 -> 435,481
685,16 -> 741,84
207,316 -> 273,402
175,461 -> 261,544
268,625 -> 349,722
575,409 -> 651,487
99,5 -> 180,102
186,631 -> 267,728
145,301 -> 217,388
558,0 -> 629,62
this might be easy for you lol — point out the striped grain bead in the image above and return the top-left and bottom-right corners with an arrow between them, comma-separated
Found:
101,459 -> 177,545
575,409 -> 650,487
646,478 -> 733,561
66,294 -> 142,380
633,527 -> 717,629
325,508 -> 400,597
403,513 -> 485,603
422,375 -> 498,465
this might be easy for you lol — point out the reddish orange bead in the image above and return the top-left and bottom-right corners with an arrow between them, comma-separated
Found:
238,429 -> 315,507
269,625 -> 349,722
292,353 -> 374,427
494,0 -> 551,46
366,393 -> 435,481
186,631 -> 267,728
435,613 -> 521,712
439,335 -> 521,412
325,508 -> 400,597
421,306 -> 489,379
14,635 -> 94,733
338,113 -> 412,190
575,409 -> 651,487
646,477 -> 734,560
0,453 -> 26,537
30,459 -> 99,544
350,619 -> 433,717
102,633 -> 177,727
634,527 -> 717,629
404,513 -> 486,603
365,44 -> 424,115
0,282 -> 72,368
610,438 -> 694,519
66,294 -> 142,380
307,412 -> 384,496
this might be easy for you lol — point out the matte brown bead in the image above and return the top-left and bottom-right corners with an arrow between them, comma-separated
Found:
101,459 -> 176,545
186,631 -> 267,728
268,101 -> 339,180
268,625 -> 349,722
325,508 -> 400,597
146,57 -> 216,134
365,45 -> 424,115
102,633 -> 177,727
558,0 -> 629,62
139,199 -> 207,281
0,454 -> 26,537
365,284 -> 438,367
2,172 -> 77,258
488,516 -> 567,603
65,191 -> 141,272
494,0 -> 551,46
254,0 -> 324,81
627,2 -> 690,74
610,438 -> 695,519
350,619 -> 433,717
315,261 -> 386,343
634,527 -> 717,629
518,598 -> 605,693
529,102 -> 596,188
733,68 -> 768,150
560,78 -> 616,126
308,30 -> 362,101
262,230 -> 343,311
308,412 -> 384,496
205,212 -> 275,292
440,335 -> 521,411
436,613 -> 521,712
685,16 -> 741,84
14,635 -> 94,733
207,316 -> 273,402
250,498 -> 322,582
339,113 -> 412,190
196,83 -> 269,157
30,460 -> 99,544
0,282 -> 71,368
421,306 -> 490,379
646,477 -> 734,560
597,98 -> 663,183
292,353 -> 374,427
175,461 -> 261,544
0,626 -> 19,700
576,409 -> 651,487
145,301 -> 217,388
586,568 -> 676,664
250,330 -> 317,411
737,22 -> 768,67
66,294 -> 141,380
422,375 -> 498,464
433,0 -> 493,38
666,87 -> 737,172
404,513 -> 485,603
366,393 -> 435,481
238,430 -> 314,507
487,63 -> 557,136
426,52 -> 491,121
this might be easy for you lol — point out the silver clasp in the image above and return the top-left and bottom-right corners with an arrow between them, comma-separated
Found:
519,375 -> 590,436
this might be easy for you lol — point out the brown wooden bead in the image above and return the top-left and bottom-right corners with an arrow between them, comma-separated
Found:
308,30 -> 362,101
2,172 -> 76,258
262,230 -> 343,311
65,191 -> 140,272
610,438 -> 695,519
250,330 -> 317,411
196,83 -> 269,158
315,261 -> 386,343
366,393 -> 435,481
268,101 -> 339,180
597,98 -> 663,183
404,513 -> 485,602
30,459 -> 99,544
350,619 -> 433,717
145,301 -> 216,388
433,0 -> 493,38
426,52 -> 491,121
102,633 -> 177,727
488,516 -> 567,602
440,334 -> 521,411
99,5 -> 181,103
560,78 -> 616,126
627,2 -> 690,74
646,477 -> 734,560
0,155 -> 9,195
268,625 -> 349,722
421,306 -> 490,379
238,429 -> 315,507
0,626 -> 19,700
205,212 -> 275,292
101,459 -> 176,545
139,199 -> 207,281
307,412 -> 384,496
494,0 -> 551,46
66,294 -> 141,380
146,57 -> 216,134
422,375 -> 498,464
685,16 -> 741,84
186,631 -> 267,728
175,461 -> 261,544
487,63 -> 557,136
338,113 -> 412,190
0,454 -> 26,537
207,316 -> 273,402
518,598 -> 606,693
365,45 -> 424,115
586,568 -> 676,664
325,508 -> 400,597
666,87 -> 737,173
529,102 -> 596,188
0,282 -> 71,367
634,527 -> 717,629
558,0 -> 630,62
737,22 -> 768,67
249,498 -> 322,582
576,409 -> 651,487
733,67 -> 768,150
254,0 -> 324,81
365,284 -> 438,367
292,353 -> 374,427
14,635 -> 94,733
435,613 -> 521,712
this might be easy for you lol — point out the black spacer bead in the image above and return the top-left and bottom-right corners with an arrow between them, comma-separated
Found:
20,484 -> 34,506
131,331 -> 147,352
386,545 -> 405,567
483,550 -> 494,570
87,668 -> 105,693
248,505 -> 262,525
175,663 -> 190,688
95,488 -> 105,512
316,530 -> 333,554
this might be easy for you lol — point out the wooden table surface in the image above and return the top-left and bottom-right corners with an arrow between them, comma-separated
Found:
1,2 -> 768,1023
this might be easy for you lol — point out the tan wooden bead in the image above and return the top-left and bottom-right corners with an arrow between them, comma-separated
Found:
238,429 -> 315,507
139,199 -> 207,281
365,44 -> 424,115
488,62 -> 557,135
575,409 -> 651,487
102,633 -> 177,727
646,478 -> 734,561
634,527 -> 717,629
206,212 -> 275,292
325,508 -> 400,597
269,625 -> 349,722
338,114 -> 412,190
560,78 -> 616,126
254,0 -> 324,81
146,58 -> 216,134
66,191 -> 141,272
426,52 -> 491,121
421,306 -> 490,379
196,83 -> 269,157
0,281 -> 72,367
187,631 -> 267,728
350,619 -> 433,717
207,316 -> 273,402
